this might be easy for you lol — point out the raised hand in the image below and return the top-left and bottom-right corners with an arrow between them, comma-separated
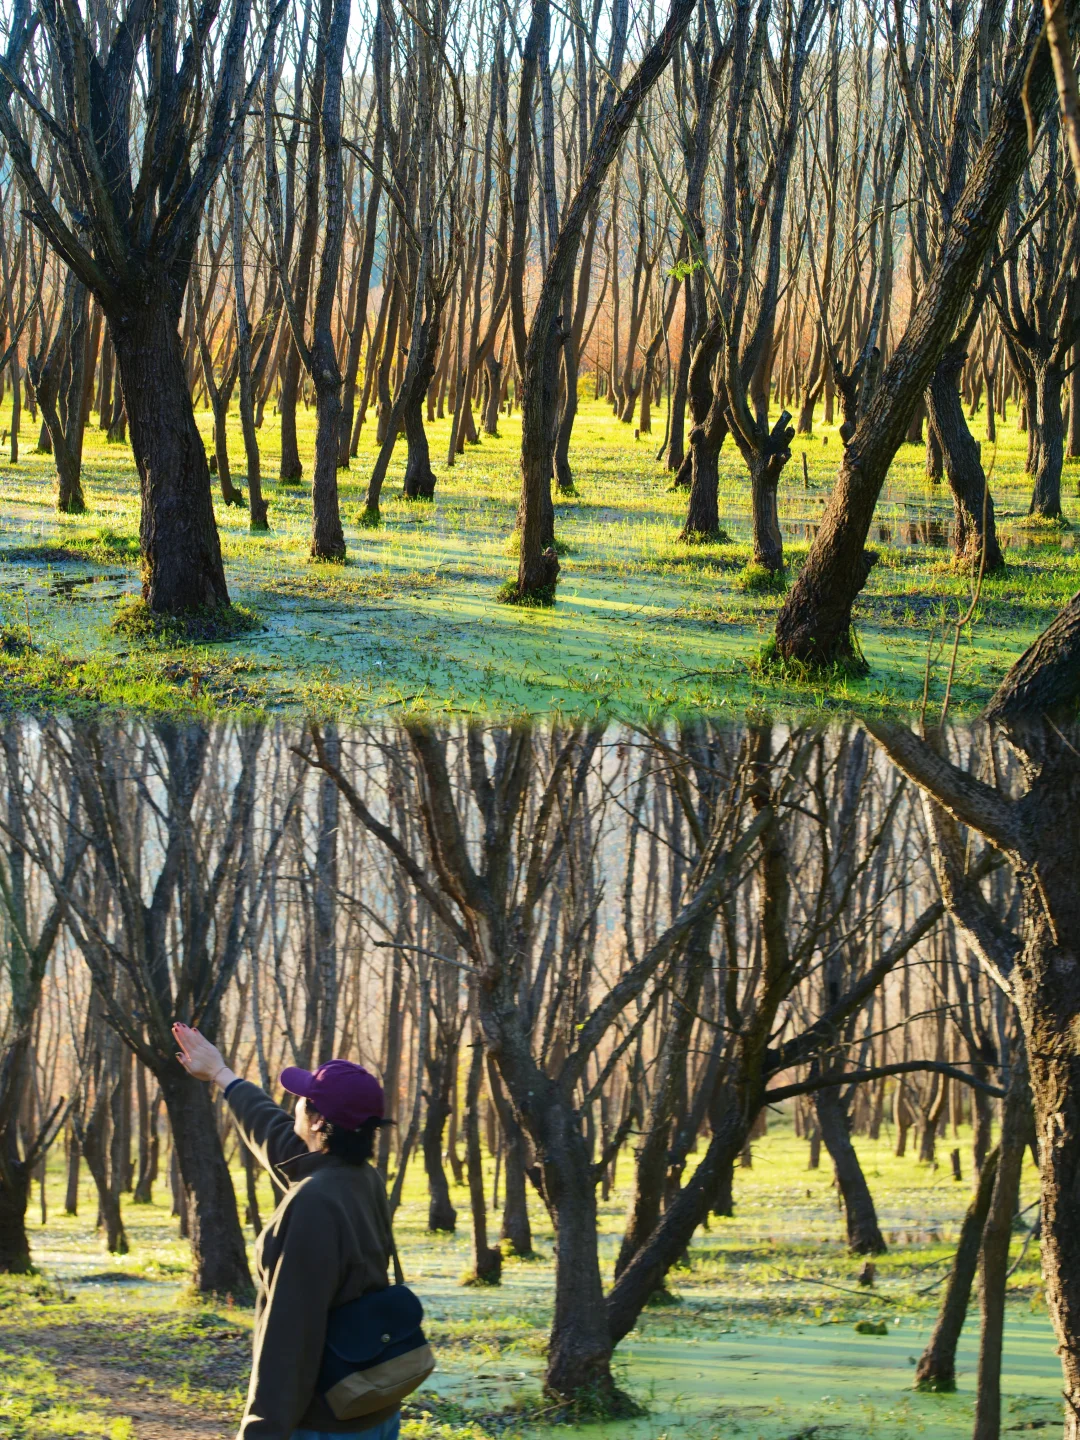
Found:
173,1022 -> 237,1089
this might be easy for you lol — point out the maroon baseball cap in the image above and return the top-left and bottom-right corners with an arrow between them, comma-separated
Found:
279,1060 -> 385,1130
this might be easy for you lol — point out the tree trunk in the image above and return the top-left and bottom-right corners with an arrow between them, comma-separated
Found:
750,455 -> 784,573
925,418 -> 944,483
158,1068 -> 253,1298
133,1071 -> 158,1204
1068,350 -> 1080,459
0,1143 -> 31,1273
279,347 -> 305,483
402,318 -> 439,501
666,283 -> 692,471
423,1054 -> 457,1233
543,1119 -> 614,1396
488,1056 -> 532,1255
464,1039 -> 501,1283
773,14 -> 1062,665
109,294 -> 229,614
64,1125 -> 81,1215
311,375 -> 346,559
681,420 -> 726,540
242,1145 -> 263,1236
1029,361 -> 1065,518
514,308 -> 561,600
915,1142 -> 999,1391
972,1062 -> 1031,1440
483,353 -> 503,436
79,1100 -> 128,1256
814,1086 -> 886,1255
925,348 -> 1005,570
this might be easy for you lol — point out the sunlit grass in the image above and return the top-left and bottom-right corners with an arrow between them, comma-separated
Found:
0,392 -> 1075,719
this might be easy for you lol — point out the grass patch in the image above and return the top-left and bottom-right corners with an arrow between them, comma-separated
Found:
495,577 -> 558,607
5,527 -> 140,565
737,562 -> 788,594
111,599 -> 261,646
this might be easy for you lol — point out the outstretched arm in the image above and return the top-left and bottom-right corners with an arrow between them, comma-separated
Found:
172,1022 -> 306,1175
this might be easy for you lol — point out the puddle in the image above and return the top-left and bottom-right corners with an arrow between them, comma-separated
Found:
48,573 -> 111,597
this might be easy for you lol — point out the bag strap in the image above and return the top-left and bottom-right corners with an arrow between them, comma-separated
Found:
390,1238 -> 405,1287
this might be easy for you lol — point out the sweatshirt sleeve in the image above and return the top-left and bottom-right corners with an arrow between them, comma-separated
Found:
225,1079 -> 308,1174
238,1184 -> 342,1440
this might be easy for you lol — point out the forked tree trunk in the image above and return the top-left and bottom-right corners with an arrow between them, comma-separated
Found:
915,1143 -> 999,1391
158,1068 -> 252,1298
814,1086 -> 886,1254
109,294 -> 229,614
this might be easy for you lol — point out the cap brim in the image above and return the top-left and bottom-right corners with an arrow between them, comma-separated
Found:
279,1066 -> 316,1097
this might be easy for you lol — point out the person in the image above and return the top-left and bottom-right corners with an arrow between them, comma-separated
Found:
172,1021 -> 401,1440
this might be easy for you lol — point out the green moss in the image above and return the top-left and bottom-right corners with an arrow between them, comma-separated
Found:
111,599 -> 261,646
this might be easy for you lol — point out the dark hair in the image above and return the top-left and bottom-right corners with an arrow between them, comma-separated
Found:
312,1112 -> 387,1166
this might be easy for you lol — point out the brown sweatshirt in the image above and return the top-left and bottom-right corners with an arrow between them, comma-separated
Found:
226,1079 -> 399,1439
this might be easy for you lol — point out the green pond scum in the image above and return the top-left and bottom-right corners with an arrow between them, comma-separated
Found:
1,1116 -> 1055,1440
0,396 -> 1075,722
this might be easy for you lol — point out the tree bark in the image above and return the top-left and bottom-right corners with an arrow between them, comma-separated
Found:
681,417 -> 727,540
1029,361 -> 1065,518
0,1142 -> 31,1272
973,1062 -> 1032,1440
915,1142 -> 999,1391
159,1069 -> 253,1298
464,1037 -> 501,1283
487,1056 -> 532,1255
925,347 -> 1005,570
402,316 -> 440,500
109,295 -> 229,614
814,1085 -> 887,1254
423,1050 -> 457,1233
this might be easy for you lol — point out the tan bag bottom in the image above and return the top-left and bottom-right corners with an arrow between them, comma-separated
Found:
325,1344 -> 437,1420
